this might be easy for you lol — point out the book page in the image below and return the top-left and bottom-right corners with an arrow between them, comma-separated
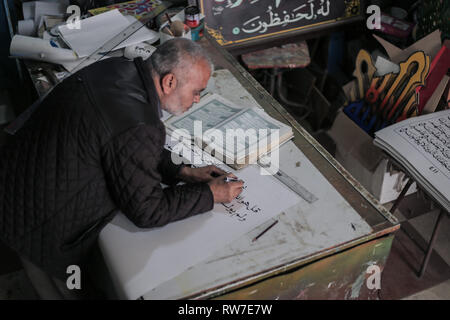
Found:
166,93 -> 293,165
209,108 -> 284,156
167,95 -> 243,135
374,109 -> 450,210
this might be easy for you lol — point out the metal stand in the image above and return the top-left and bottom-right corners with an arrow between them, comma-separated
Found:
390,175 -> 448,278
418,209 -> 447,278
390,177 -> 413,213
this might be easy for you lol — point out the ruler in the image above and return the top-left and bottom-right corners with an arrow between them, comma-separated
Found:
273,169 -> 318,204
5,1 -> 170,135
258,143 -> 318,204
166,131 -> 317,204
70,2 -> 169,73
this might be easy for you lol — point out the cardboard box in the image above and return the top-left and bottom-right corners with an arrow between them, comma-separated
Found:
328,110 -> 417,204
326,31 -> 447,204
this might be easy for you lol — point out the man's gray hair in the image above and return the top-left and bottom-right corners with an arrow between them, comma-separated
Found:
150,38 -> 213,81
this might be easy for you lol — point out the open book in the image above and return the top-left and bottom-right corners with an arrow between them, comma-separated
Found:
165,93 -> 293,169
374,109 -> 450,211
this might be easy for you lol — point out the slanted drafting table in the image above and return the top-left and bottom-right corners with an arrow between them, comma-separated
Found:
98,34 -> 400,300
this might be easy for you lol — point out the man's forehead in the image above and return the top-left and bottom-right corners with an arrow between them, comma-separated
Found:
175,57 -> 210,88
192,58 -> 211,73
191,60 -> 211,81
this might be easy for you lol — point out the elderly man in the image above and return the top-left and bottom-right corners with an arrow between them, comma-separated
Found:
0,38 -> 243,297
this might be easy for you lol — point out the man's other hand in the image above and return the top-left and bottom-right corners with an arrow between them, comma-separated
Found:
208,173 -> 244,203
178,165 -> 228,183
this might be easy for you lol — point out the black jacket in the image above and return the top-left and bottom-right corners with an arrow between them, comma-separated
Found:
0,57 -> 213,280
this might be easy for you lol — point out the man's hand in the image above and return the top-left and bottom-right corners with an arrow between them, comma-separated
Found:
178,165 -> 227,183
208,173 -> 244,203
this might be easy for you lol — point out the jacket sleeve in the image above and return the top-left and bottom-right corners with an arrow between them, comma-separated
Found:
157,148 -> 186,185
101,124 -> 214,228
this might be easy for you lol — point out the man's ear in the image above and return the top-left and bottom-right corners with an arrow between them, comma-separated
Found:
161,73 -> 177,94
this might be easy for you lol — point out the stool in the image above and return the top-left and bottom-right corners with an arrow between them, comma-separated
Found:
241,42 -> 311,108
390,176 -> 449,277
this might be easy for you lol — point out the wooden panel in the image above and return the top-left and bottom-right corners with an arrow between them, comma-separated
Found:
213,235 -> 394,300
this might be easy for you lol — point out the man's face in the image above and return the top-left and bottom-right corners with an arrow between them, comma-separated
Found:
162,59 -> 211,116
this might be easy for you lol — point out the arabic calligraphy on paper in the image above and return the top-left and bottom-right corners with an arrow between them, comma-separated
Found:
397,115 -> 450,177
164,138 -> 263,223
220,186 -> 263,222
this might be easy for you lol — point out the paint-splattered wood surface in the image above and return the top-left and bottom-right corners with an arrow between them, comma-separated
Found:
143,141 -> 379,299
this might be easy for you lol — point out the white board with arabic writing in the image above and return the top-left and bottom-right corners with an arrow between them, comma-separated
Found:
200,0 -> 362,47
98,137 -> 300,299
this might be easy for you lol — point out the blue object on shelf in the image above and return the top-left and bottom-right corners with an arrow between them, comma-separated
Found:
343,100 -> 389,136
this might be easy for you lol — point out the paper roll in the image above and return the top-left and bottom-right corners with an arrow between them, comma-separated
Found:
9,35 -> 123,72
10,35 -> 78,63
18,19 -> 35,36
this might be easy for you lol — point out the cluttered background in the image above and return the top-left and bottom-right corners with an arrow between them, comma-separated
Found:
0,0 -> 449,299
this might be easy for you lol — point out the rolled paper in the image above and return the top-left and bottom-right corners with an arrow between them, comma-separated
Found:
10,35 -> 78,63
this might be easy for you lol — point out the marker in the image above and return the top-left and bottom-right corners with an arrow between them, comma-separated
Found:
165,13 -> 172,25
252,220 -> 278,242
224,176 -> 240,183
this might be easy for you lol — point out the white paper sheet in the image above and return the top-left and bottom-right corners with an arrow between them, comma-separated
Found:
99,144 -> 300,299
142,138 -> 375,299
374,55 -> 399,76
58,9 -> 159,58
22,2 -> 35,20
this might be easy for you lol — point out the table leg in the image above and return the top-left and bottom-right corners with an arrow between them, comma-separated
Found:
390,177 -> 413,214
418,209 -> 446,278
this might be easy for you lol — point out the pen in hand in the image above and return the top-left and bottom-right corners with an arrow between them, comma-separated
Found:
224,176 -> 240,183
211,171 -> 243,183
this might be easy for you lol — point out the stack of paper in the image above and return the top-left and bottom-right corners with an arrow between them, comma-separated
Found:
58,9 -> 159,58
19,0 -> 68,36
374,109 -> 450,211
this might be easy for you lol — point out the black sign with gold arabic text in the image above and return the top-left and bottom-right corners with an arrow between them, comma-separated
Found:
200,0 -> 361,46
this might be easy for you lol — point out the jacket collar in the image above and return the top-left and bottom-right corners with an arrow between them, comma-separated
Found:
134,57 -> 163,119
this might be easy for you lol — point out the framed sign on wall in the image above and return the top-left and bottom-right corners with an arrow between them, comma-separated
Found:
200,0 -> 363,50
